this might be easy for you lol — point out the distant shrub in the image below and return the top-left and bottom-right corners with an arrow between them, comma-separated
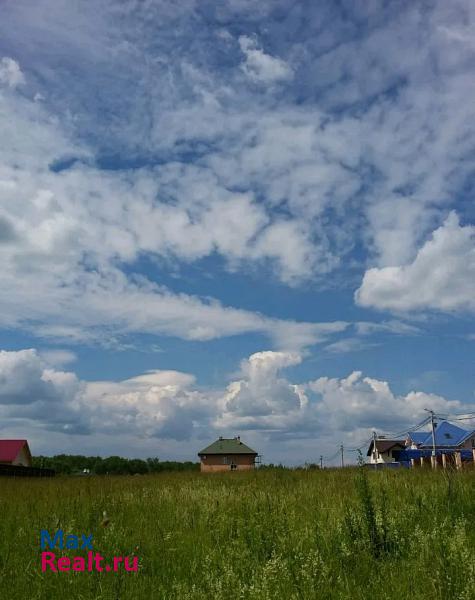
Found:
32,454 -> 199,475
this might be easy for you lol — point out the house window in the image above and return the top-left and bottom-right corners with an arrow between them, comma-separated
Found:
444,433 -> 452,439
222,456 -> 229,465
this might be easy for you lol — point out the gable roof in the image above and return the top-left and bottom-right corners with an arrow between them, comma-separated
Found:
367,439 -> 405,456
407,422 -> 475,448
427,421 -> 473,447
0,440 -> 30,463
198,438 -> 257,456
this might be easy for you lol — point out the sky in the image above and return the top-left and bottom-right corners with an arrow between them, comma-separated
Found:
0,0 -> 474,465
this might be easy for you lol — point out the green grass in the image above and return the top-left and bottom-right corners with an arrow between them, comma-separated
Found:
1,467 -> 475,599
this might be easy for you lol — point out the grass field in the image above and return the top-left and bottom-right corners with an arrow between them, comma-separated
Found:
1,467 -> 475,599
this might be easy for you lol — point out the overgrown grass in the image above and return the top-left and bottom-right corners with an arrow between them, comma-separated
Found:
1,467 -> 475,599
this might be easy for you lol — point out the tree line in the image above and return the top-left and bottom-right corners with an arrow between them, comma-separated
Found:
32,454 -> 200,475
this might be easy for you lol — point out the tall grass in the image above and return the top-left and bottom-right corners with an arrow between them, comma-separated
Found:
1,467 -> 475,599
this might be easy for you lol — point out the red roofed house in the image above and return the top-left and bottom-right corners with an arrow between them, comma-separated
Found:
0,440 -> 33,467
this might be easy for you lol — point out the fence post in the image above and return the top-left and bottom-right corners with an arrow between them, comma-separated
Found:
455,451 -> 463,470
442,453 -> 447,470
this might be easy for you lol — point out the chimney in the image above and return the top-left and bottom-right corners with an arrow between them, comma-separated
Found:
219,436 -> 223,440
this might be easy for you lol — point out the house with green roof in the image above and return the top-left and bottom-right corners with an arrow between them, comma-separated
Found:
198,436 -> 258,472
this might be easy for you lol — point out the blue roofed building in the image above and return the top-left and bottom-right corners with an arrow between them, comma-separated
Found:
405,421 -> 475,450
368,421 -> 475,468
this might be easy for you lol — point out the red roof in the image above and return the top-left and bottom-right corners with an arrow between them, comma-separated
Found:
0,440 -> 28,463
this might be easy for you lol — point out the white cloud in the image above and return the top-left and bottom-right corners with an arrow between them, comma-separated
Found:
356,212 -> 475,313
0,349 -> 85,434
354,320 -> 421,336
0,57 -> 25,88
83,369 -> 212,441
238,35 -> 293,83
217,351 -> 462,442
0,89 -> 348,350
219,351 -> 303,418
1,3 -> 473,267
0,0 -> 473,351
324,338 -> 377,355
0,349 -> 58,405
40,349 -> 77,367
0,347 -> 469,463
307,371 -> 460,432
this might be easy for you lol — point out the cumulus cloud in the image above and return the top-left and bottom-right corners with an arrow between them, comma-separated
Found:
0,348 -> 470,462
307,372 -> 461,433
0,349 -> 85,434
217,352 -> 463,440
0,57 -> 25,88
356,212 -> 475,313
238,35 -> 293,83
0,349 -> 60,405
215,351 -> 465,445
0,348 -> 206,440
220,351 -> 303,418
83,370 -> 213,441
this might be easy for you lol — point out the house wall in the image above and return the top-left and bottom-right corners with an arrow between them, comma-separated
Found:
461,434 -> 475,450
11,446 -> 32,467
200,454 -> 256,472
369,450 -> 399,464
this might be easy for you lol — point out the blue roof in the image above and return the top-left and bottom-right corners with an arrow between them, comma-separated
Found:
420,421 -> 470,447
408,431 -> 430,445
407,421 -> 475,448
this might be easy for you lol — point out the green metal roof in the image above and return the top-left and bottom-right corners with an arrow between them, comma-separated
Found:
198,438 -> 257,456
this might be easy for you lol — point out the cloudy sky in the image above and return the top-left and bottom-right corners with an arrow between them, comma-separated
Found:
0,0 -> 474,465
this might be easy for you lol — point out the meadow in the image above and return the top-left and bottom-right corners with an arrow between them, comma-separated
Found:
1,467 -> 475,600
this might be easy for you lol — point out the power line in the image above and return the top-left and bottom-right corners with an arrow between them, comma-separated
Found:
439,414 -> 475,421
319,410 -> 475,468
347,437 -> 373,452
322,449 -> 341,462
377,416 -> 432,440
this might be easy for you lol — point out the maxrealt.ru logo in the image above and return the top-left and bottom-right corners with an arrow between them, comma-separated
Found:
40,530 -> 139,573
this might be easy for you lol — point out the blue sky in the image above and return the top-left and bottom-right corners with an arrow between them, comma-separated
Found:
0,0 -> 474,464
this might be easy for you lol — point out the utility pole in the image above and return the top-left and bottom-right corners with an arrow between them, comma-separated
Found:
425,408 -> 437,468
340,444 -> 344,468
372,430 -> 378,464
320,455 -> 323,470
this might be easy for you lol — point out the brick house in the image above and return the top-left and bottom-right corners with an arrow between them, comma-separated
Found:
198,436 -> 258,472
